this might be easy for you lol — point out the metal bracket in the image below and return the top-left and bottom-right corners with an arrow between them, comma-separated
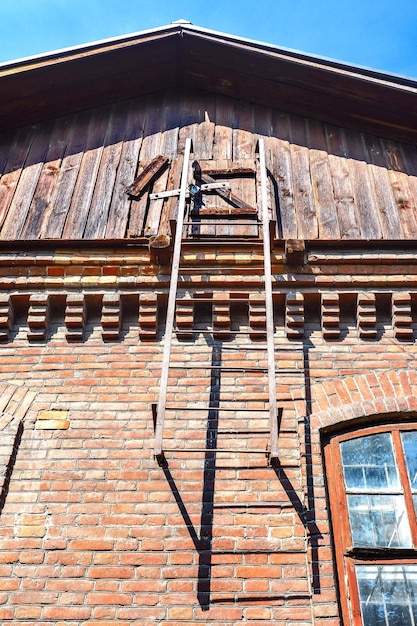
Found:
149,182 -> 230,201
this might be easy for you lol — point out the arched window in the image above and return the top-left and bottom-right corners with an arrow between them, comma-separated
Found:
324,423 -> 417,625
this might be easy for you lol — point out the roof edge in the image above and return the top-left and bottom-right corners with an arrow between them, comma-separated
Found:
1,21 -> 417,90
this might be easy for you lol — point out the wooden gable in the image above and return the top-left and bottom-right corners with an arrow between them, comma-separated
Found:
0,88 -> 417,242
1,23 -> 417,243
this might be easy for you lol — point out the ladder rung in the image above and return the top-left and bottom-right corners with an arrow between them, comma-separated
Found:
168,365 -> 268,372
167,365 -> 301,373
163,400 -> 298,411
217,430 -> 270,434
164,406 -> 269,412
159,448 -> 269,454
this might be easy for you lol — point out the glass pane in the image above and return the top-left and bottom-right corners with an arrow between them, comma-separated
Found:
401,432 -> 417,491
357,565 -> 417,626
341,433 -> 400,491
347,494 -> 412,547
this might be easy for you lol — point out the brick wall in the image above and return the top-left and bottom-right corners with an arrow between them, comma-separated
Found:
0,301 -> 415,625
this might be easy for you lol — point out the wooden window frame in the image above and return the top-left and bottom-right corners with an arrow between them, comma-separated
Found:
324,422 -> 417,625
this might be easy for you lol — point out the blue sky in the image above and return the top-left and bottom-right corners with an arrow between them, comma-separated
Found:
1,0 -> 416,79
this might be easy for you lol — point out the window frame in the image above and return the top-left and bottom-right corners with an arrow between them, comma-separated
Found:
324,422 -> 417,625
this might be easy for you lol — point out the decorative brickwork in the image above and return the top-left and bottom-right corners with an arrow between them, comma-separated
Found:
27,293 -> 50,341
357,292 -> 377,339
0,294 -> 14,342
392,291 -> 414,340
175,295 -> 194,339
139,293 -> 159,341
321,292 -> 340,339
212,293 -> 231,338
101,293 -> 123,341
286,292 -> 304,339
65,293 -> 87,341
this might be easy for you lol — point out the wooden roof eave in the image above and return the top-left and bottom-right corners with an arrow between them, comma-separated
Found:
0,23 -> 417,142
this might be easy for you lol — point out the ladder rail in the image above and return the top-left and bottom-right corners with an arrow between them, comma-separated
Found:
154,137 -> 192,461
155,138 -> 281,464
258,138 -> 279,462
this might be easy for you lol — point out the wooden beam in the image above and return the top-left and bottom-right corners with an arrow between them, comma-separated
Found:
126,155 -> 169,197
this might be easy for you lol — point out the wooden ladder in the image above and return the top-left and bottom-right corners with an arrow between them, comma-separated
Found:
153,138 -> 281,465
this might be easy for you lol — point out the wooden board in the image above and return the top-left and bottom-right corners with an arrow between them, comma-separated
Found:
0,126 -> 34,232
0,90 -> 416,243
348,159 -> 381,239
105,98 -> 145,238
309,149 -> 340,239
1,122 -> 53,239
62,106 -> 111,239
84,102 -> 128,239
290,143 -> 317,239
327,154 -> 360,239
22,116 -> 73,239
41,110 -> 91,239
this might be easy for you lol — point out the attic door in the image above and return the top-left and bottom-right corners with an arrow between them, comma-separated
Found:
185,159 -> 259,238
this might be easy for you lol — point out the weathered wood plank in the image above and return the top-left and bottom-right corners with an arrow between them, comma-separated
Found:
309,149 -> 340,239
271,109 -> 291,142
382,139 -> 406,172
126,155 -> 169,197
253,103 -> 272,138
22,116 -> 73,239
0,126 -> 34,231
128,96 -> 164,237
195,93 -> 216,160
84,102 -> 128,239
232,100 -> 256,236
348,159 -> 381,239
270,138 -> 297,239
178,90 -> 203,156
142,101 -> 180,238
1,122 -> 53,239
390,170 -> 417,237
0,129 -> 18,178
327,154 -> 360,239
344,128 -> 367,163
290,143 -> 318,239
62,106 -> 111,239
263,137 -> 279,238
41,110 -> 91,239
369,164 -> 403,239
324,124 -> 347,158
202,165 -> 255,176
358,132 -> 402,238
195,206 -> 257,216
289,113 -> 308,147
400,142 -> 417,177
213,95 -> 234,161
362,133 -> 386,168
143,165 -> 170,237
159,156 -> 182,236
104,97 -> 145,239
306,118 -> 328,152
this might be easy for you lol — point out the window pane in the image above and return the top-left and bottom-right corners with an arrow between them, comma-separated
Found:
401,432 -> 417,491
357,565 -> 417,626
347,494 -> 412,547
341,433 -> 400,490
